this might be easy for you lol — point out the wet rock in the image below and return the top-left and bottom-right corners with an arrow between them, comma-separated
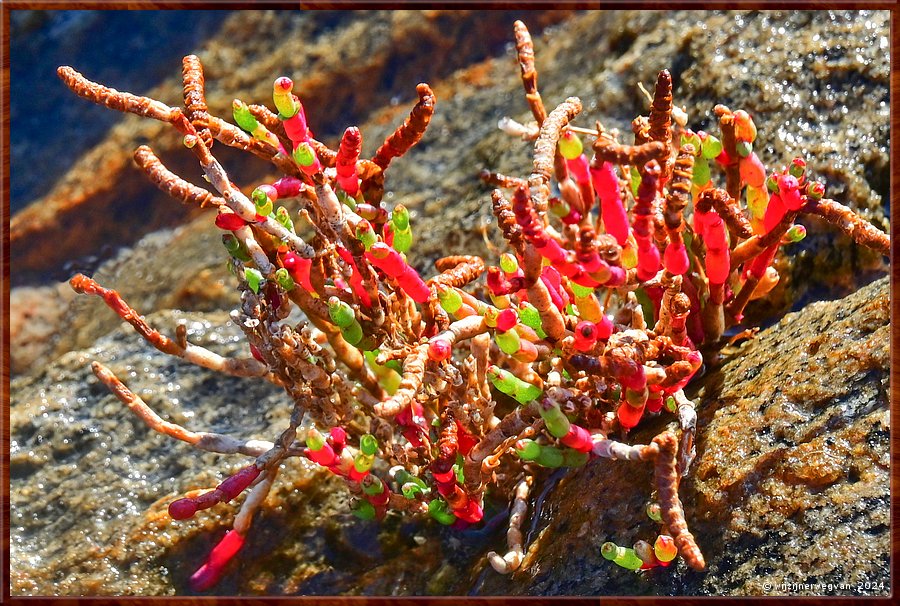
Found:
9,308 -> 490,596
382,10 -> 889,320
11,9 -> 572,285
471,276 -> 889,596
53,216 -> 240,358
10,309 -> 351,595
9,283 -> 76,375
11,280 -> 889,595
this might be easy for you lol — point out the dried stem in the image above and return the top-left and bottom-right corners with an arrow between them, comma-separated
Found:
374,343 -> 430,418
513,20 -> 547,125
58,65 -> 190,132
809,198 -> 890,255
652,431 -> 705,571
530,97 -> 582,214
182,55 -> 213,148
372,83 -> 436,170
91,362 -> 278,457
487,475 -> 533,574
133,145 -> 222,209
71,274 -> 270,378
592,138 -> 668,166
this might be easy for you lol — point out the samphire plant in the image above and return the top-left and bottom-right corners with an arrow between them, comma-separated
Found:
58,20 -> 888,591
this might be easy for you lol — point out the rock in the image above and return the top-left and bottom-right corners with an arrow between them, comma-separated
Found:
52,216 -> 241,362
470,276 -> 889,596
379,10 -> 889,320
11,277 -> 888,596
9,308 -> 487,596
10,309 -> 352,595
9,10 -> 229,214
13,10 -> 888,374
8,283 -> 76,375
10,9 -> 572,285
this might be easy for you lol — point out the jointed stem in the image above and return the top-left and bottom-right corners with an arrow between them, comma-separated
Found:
71,274 -> 270,378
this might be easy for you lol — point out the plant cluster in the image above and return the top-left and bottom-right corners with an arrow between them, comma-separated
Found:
59,20 -> 888,591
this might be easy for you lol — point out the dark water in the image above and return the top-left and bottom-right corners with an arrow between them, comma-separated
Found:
9,10 -> 231,213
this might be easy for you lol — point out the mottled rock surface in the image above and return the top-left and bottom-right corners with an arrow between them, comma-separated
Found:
9,309 -> 491,596
11,278 -> 889,596
8,283 -> 76,375
10,10 -> 890,374
470,276 -> 889,596
10,9 -> 571,285
9,9 -> 890,597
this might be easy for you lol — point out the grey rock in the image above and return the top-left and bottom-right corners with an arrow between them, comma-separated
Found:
471,276 -> 889,596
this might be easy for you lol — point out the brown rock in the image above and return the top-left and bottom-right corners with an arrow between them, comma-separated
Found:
11,10 -> 572,284
472,276 -> 888,596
